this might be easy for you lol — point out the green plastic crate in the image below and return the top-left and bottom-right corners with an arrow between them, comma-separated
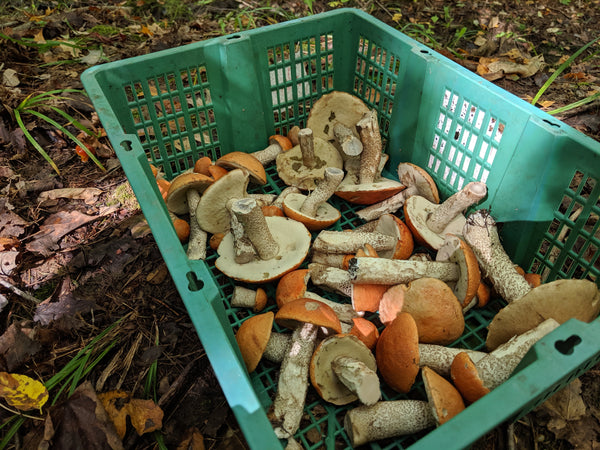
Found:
81,8 -> 600,449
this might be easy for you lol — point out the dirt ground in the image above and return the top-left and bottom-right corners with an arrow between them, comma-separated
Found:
0,0 -> 599,449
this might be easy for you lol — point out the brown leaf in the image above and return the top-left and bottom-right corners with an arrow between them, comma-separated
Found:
99,390 -> 164,439
0,323 -> 41,372
0,210 -> 29,238
37,188 -> 103,206
42,381 -> 124,450
177,427 -> 206,450
33,276 -> 96,326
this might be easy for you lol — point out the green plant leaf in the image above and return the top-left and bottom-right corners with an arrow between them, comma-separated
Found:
14,109 -> 61,175
548,90 -> 600,115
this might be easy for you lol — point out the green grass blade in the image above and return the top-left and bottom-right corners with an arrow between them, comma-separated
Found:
548,90 -> 600,115
0,417 -> 25,449
26,110 -> 106,172
48,106 -> 97,137
531,36 -> 600,106
14,109 -> 61,175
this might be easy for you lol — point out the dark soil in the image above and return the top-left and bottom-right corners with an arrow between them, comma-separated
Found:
0,0 -> 599,449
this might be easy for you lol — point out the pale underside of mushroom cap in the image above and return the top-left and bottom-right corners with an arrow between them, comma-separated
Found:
306,91 -> 371,142
282,192 -> 341,230
215,216 -> 311,283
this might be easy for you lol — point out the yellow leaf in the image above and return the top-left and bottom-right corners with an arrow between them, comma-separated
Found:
140,25 -> 154,37
0,372 -> 48,412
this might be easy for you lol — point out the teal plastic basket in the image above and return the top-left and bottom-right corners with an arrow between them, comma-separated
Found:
81,9 -> 600,449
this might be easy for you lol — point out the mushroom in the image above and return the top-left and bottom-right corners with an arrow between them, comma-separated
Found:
282,167 -> 344,230
349,317 -> 380,351
275,269 -> 358,324
334,111 -> 404,205
463,209 -> 600,350
215,198 -> 311,283
311,229 -> 398,256
451,318 -> 560,403
344,400 -> 435,447
421,366 -> 465,425
275,128 -> 343,190
308,263 -> 353,298
235,312 -> 291,372
215,151 -> 267,185
404,181 -> 487,250
270,298 -> 342,438
250,135 -> 293,166
418,344 -> 487,377
379,278 -> 465,345
347,256 -> 460,285
435,234 -> 481,310
355,162 -> 440,222
165,172 -> 214,260
375,312 -> 420,393
231,285 -> 268,312
309,334 -> 380,406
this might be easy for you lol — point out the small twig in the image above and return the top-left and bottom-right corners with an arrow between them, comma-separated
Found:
0,402 -> 44,421
0,277 -> 41,305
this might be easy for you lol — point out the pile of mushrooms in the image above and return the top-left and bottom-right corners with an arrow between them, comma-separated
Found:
150,90 -> 600,448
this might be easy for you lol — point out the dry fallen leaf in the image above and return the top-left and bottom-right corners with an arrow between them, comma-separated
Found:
98,390 -> 164,439
37,187 -> 103,206
0,323 -> 41,372
0,371 -> 48,411
33,276 -> 96,327
177,427 -> 206,450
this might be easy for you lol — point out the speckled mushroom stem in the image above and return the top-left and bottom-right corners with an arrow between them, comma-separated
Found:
427,182 -> 487,234
271,323 -> 318,438
344,400 -> 435,447
331,356 -> 381,406
298,128 -> 317,169
356,110 -> 382,184
226,199 -> 257,264
230,198 -> 279,260
418,344 -> 487,377
300,167 -> 344,217
463,209 -> 531,303
348,257 -> 460,285
263,332 -> 291,364
303,291 -> 359,323
355,190 -> 409,222
252,142 -> 282,165
231,286 -> 266,311
333,122 -> 363,157
312,230 -> 396,254
308,263 -> 353,297
475,318 -> 559,390
311,251 -> 352,269
186,189 -> 208,260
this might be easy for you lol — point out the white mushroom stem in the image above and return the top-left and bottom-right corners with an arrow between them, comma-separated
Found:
348,257 -> 460,285
252,141 -> 286,166
355,188 -> 413,222
186,190 -> 208,260
344,400 -> 435,447
226,199 -> 257,264
331,356 -> 381,406
303,291 -> 358,323
300,167 -> 344,217
271,323 -> 318,438
418,344 -> 487,377
308,263 -> 353,297
312,230 -> 396,254
356,110 -> 382,184
231,286 -> 264,309
298,128 -> 317,169
426,182 -> 487,234
263,332 -> 291,364
463,209 -> 531,303
333,122 -> 363,157
231,198 -> 279,260
311,251 -> 350,269
476,318 -> 560,390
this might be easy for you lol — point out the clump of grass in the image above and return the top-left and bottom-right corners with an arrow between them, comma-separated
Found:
532,36 -> 600,115
13,89 -> 106,175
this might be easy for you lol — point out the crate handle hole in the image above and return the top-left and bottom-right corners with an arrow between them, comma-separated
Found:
186,271 -> 204,291
121,140 -> 133,152
421,50 -> 430,54
555,335 -> 582,355
227,35 -> 241,40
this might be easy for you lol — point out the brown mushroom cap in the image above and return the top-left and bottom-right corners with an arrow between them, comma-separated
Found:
215,216 -> 311,284
485,278 -> 600,351
421,366 -> 466,425
269,134 -> 293,152
282,192 -> 341,231
397,162 -> 440,204
235,312 -> 274,373
215,151 -> 267,185
310,334 -> 378,405
376,312 -> 420,393
374,214 -> 415,260
400,278 -> 465,345
276,269 -> 310,307
436,235 -> 481,308
349,317 -> 380,351
165,172 -> 213,215
306,91 -> 371,142
450,351 -> 491,404
275,298 -> 342,334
